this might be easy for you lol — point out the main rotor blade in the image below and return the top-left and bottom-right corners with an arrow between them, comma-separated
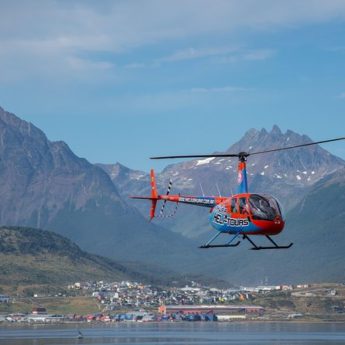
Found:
150,136 -> 345,160
150,153 -> 240,159
249,136 -> 345,156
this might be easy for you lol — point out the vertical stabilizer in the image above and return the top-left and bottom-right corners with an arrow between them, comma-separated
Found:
150,169 -> 158,220
237,160 -> 248,194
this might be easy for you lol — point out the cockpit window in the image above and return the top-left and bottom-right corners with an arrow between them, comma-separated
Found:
230,198 -> 238,213
249,194 -> 282,221
239,197 -> 249,215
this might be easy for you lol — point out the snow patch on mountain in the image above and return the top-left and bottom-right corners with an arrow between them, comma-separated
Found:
196,157 -> 215,166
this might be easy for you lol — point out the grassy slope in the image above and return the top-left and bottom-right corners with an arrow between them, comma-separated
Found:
0,226 -> 154,293
0,296 -> 100,315
0,226 -> 229,296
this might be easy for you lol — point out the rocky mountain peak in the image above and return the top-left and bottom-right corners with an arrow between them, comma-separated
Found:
0,106 -> 126,229
271,124 -> 282,136
224,126 -> 344,188
0,107 -> 47,144
97,162 -> 147,182
230,126 -> 311,153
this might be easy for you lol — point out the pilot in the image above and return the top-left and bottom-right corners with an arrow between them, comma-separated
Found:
259,198 -> 276,220
250,197 -> 267,219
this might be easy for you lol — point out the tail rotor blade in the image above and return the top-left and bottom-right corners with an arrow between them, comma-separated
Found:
159,180 -> 173,217
159,200 -> 167,217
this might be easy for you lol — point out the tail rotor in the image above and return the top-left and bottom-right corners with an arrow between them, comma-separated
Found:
158,180 -> 179,218
130,169 -> 179,221
159,179 -> 172,217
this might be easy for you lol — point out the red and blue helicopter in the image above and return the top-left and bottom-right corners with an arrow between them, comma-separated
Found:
131,136 -> 345,250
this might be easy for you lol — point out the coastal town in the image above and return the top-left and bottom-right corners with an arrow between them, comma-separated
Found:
1,281 -> 345,324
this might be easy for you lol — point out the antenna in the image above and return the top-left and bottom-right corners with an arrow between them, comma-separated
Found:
216,183 -> 221,197
199,183 -> 205,197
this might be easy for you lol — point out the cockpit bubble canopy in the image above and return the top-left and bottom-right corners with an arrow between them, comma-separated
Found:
248,194 -> 283,221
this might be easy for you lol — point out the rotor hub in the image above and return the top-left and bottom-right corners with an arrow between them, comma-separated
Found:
238,152 -> 249,161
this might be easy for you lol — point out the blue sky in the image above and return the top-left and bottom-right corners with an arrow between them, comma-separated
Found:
0,0 -> 345,171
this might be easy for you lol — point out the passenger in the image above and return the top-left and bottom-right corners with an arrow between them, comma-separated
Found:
239,199 -> 249,216
242,204 -> 250,216
231,199 -> 238,213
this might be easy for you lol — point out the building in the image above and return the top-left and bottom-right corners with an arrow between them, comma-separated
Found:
32,307 -> 47,315
158,304 -> 264,318
0,295 -> 10,303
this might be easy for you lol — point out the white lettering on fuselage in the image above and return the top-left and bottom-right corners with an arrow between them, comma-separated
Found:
213,213 -> 249,227
179,197 -> 214,205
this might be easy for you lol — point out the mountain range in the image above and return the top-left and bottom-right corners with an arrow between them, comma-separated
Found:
1,105 -> 345,285
0,106 -> 205,273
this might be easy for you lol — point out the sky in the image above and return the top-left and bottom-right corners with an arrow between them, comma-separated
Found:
0,0 -> 345,172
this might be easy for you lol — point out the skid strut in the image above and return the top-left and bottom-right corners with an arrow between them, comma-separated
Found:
199,231 -> 240,249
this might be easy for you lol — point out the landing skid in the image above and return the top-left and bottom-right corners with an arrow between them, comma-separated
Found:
199,232 -> 293,250
244,234 -> 293,250
199,242 -> 240,249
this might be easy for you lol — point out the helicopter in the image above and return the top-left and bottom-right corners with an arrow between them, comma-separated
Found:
131,136 -> 345,250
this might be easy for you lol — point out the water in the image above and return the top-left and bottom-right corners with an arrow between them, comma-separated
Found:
1,322 -> 345,345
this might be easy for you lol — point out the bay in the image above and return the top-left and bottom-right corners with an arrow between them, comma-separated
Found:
1,322 -> 345,345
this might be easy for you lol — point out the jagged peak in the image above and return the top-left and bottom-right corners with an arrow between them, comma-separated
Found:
109,162 -> 146,175
271,125 -> 282,135
114,162 -> 128,169
259,128 -> 268,135
224,126 -> 345,167
286,129 -> 296,136
243,128 -> 260,136
112,162 -> 130,176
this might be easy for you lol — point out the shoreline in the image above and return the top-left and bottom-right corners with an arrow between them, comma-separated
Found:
1,318 -> 345,328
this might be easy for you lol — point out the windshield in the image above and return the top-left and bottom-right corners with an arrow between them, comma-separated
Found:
249,194 -> 282,221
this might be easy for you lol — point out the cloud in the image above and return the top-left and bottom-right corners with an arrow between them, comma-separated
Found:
158,47 -> 239,62
190,86 -> 249,93
2,1 -> 345,53
243,49 -> 276,61
124,63 -> 148,69
66,57 -> 114,71
339,92 -> 345,99
149,47 -> 275,67
0,0 -> 345,82
106,85 -> 252,114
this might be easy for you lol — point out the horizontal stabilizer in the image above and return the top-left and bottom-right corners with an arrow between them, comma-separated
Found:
130,196 -> 157,200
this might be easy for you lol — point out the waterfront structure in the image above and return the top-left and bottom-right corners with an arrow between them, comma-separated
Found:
159,304 -> 264,317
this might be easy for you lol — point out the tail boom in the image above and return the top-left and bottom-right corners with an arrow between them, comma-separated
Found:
129,169 -> 227,220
